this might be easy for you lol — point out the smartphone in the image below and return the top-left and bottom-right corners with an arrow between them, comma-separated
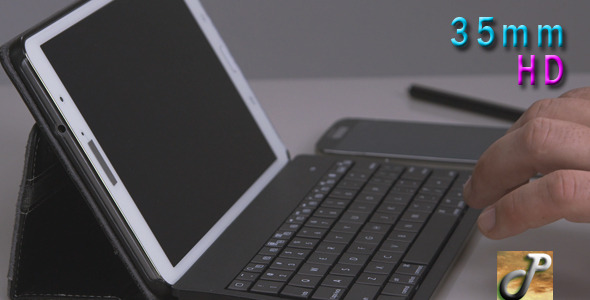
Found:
317,118 -> 508,164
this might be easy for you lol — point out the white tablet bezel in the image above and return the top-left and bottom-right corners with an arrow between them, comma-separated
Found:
24,0 -> 289,284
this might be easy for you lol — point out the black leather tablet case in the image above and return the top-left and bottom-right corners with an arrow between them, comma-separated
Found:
1,4 -> 169,297
8,125 -> 152,299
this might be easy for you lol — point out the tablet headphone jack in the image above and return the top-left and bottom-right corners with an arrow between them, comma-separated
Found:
57,124 -> 66,133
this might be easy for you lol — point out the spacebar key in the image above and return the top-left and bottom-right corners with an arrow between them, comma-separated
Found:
403,213 -> 458,265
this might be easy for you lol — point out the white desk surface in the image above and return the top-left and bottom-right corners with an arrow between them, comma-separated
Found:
1,73 -> 590,299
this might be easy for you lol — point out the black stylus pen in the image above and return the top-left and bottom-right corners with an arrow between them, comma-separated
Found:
408,84 -> 525,122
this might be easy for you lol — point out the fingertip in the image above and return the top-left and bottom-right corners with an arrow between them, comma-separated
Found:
477,206 -> 497,237
462,176 -> 473,203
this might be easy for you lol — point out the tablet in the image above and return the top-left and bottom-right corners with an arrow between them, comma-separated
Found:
23,0 -> 288,284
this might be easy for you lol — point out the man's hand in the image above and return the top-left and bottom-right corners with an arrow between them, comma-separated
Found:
463,87 -> 590,239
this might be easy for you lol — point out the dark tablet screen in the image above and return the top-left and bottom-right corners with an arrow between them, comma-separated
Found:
41,0 -> 276,265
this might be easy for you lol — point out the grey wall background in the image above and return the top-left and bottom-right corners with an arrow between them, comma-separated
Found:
0,0 -> 587,82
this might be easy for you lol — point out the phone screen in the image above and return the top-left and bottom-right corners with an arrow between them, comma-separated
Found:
40,0 -> 276,266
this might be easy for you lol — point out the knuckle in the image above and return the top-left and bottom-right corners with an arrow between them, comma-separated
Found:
545,170 -> 579,206
559,86 -> 590,99
526,98 -> 558,121
522,117 -> 555,158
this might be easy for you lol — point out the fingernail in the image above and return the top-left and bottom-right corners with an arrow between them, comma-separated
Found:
463,176 -> 472,201
478,206 -> 496,233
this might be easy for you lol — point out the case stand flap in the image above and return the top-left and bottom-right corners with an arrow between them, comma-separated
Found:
7,125 -> 158,300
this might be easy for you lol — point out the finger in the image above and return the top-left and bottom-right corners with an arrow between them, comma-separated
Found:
508,97 -> 590,134
559,86 -> 590,100
464,117 -> 590,209
477,170 -> 590,240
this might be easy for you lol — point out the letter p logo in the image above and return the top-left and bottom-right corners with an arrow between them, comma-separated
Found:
499,253 -> 552,300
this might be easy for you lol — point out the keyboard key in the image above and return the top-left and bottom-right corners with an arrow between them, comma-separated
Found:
290,274 -> 322,288
423,177 -> 452,189
299,263 -> 330,277
364,261 -> 395,275
281,285 -> 314,299
273,230 -> 295,239
316,242 -> 346,255
396,263 -> 425,276
308,253 -> 339,265
402,166 -> 431,180
271,258 -> 303,271
380,240 -> 410,253
330,263 -> 362,277
260,269 -> 293,281
368,177 -> 395,186
227,279 -> 252,291
377,203 -> 404,214
381,283 -> 413,297
356,273 -> 387,286
362,222 -> 391,234
266,239 -> 287,248
340,211 -> 370,224
330,188 -> 357,200
355,192 -> 384,204
250,280 -> 285,295
440,197 -> 466,209
409,200 -> 435,213
251,254 -> 274,264
281,248 -> 311,260
298,227 -> 328,239
403,213 -> 458,265
419,186 -> 445,196
390,186 -> 417,195
337,180 -> 365,189
322,275 -> 353,289
343,284 -> 380,300
382,193 -> 412,205
338,253 -> 369,266
322,198 -> 350,209
414,193 -> 440,203
387,231 -> 416,243
290,237 -> 319,249
362,183 -> 390,194
300,199 -> 321,209
372,251 -> 402,264
315,207 -> 344,219
237,272 -> 259,281
348,202 -> 378,213
354,232 -> 385,245
259,247 -> 281,256
430,169 -> 458,179
395,179 -> 420,188
324,232 -> 354,244
281,223 -> 302,232
243,263 -> 266,273
380,163 -> 404,173
435,207 -> 462,217
346,171 -> 371,181
370,212 -> 400,224
374,170 -> 400,180
312,286 -> 346,300
394,221 -> 423,232
401,210 -> 429,223
332,222 -> 362,234
307,217 -> 336,228
389,273 -> 418,285
347,242 -> 377,255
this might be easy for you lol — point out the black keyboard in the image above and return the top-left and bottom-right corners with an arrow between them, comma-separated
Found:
227,160 -> 470,300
